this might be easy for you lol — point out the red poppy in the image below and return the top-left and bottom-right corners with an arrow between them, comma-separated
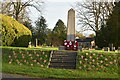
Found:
105,64 -> 109,66
83,65 -> 86,67
92,65 -> 95,68
88,68 -> 91,70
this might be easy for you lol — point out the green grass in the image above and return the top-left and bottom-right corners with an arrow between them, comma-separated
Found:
77,52 -> 118,73
84,50 -> 119,54
1,46 -> 119,53
2,47 -> 51,68
31,46 -> 58,50
0,54 -> 2,72
2,46 -> 120,79
1,46 -> 58,50
2,63 -> 119,78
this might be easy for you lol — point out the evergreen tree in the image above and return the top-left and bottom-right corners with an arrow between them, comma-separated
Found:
106,1 -> 120,48
52,19 -> 67,46
46,29 -> 53,46
34,16 -> 48,45
96,25 -> 109,48
23,20 -> 33,32
97,1 -> 120,48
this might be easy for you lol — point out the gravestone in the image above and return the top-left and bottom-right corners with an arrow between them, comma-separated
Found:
35,38 -> 38,47
28,42 -> 31,48
103,47 -> 110,51
78,46 -> 82,51
95,46 -> 101,50
118,47 -> 120,52
109,44 -> 115,51
67,8 -> 75,41
59,46 -> 65,50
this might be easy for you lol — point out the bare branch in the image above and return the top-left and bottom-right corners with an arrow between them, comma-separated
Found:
74,0 -> 114,33
1,0 -> 44,23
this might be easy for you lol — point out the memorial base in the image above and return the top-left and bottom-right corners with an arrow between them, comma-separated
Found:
59,46 -> 65,50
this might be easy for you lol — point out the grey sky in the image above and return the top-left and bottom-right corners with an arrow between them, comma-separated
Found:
29,0 -> 78,29
29,0 -> 96,36
44,1 -> 74,29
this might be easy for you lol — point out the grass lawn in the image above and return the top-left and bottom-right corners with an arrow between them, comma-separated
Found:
2,63 -> 119,79
1,46 -> 58,50
1,46 -> 119,53
2,46 -> 120,79
31,46 -> 58,50
84,50 -> 119,54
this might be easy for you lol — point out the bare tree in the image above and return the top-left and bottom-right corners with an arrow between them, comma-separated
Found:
74,0 -> 115,47
76,31 -> 85,39
74,0 -> 114,33
0,0 -> 44,23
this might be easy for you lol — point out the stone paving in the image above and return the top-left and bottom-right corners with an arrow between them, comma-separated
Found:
2,73 -> 30,78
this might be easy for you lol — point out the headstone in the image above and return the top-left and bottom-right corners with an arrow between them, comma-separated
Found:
113,47 -> 116,51
28,42 -> 31,48
35,38 -> 38,47
78,46 -> 82,51
59,46 -> 65,50
115,50 -> 118,52
103,47 -> 110,51
91,41 -> 95,48
95,46 -> 98,49
95,46 -> 101,50
109,43 -> 115,51
67,8 -> 75,41
118,47 -> 120,52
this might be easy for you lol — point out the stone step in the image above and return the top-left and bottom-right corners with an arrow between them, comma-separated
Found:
51,58 -> 76,62
52,54 -> 76,56
52,55 -> 76,57
50,60 -> 76,63
53,51 -> 77,54
50,62 -> 76,66
52,52 -> 77,55
49,64 -> 75,67
49,51 -> 77,69
53,51 -> 65,53
49,65 -> 76,69
51,56 -> 76,59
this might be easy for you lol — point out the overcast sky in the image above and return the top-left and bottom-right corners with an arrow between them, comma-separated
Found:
29,0 -> 116,36
44,1 -> 75,29
29,0 -> 81,29
29,0 -> 96,36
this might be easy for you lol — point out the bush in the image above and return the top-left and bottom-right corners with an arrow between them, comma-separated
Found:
0,14 -> 32,47
2,47 -> 51,68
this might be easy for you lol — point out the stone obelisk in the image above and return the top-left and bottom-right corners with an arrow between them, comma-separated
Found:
67,8 -> 75,41
59,8 -> 77,50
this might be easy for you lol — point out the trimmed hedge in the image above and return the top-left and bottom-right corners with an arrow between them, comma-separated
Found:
77,51 -> 119,73
2,47 -> 51,68
1,14 -> 32,47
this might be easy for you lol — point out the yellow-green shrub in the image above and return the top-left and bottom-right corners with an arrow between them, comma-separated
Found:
0,14 -> 32,47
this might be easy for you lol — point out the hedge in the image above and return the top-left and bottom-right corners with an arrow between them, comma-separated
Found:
0,14 -> 32,47
2,47 -> 51,68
